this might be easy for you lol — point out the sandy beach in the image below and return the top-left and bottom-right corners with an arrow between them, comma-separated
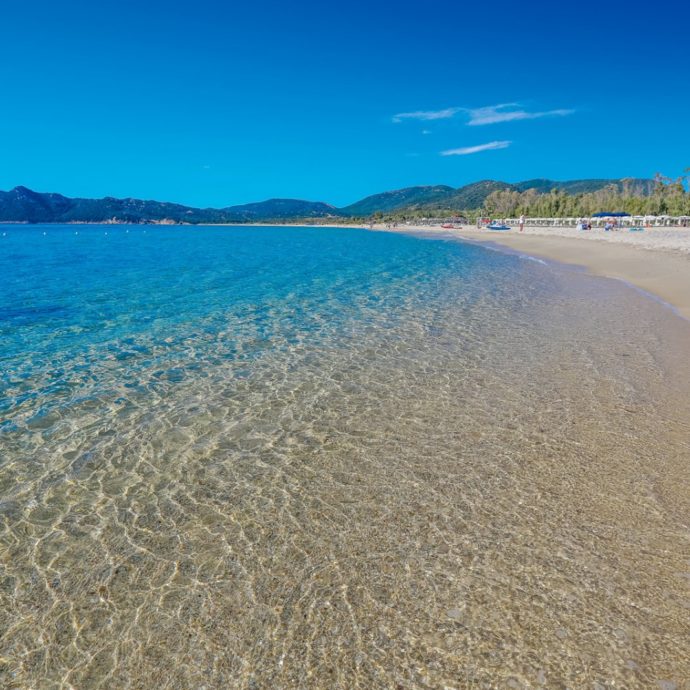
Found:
374,224 -> 690,321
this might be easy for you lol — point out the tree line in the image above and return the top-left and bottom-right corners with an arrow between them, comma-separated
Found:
483,172 -> 690,218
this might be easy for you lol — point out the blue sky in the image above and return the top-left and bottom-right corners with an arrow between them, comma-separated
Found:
1,0 -> 688,207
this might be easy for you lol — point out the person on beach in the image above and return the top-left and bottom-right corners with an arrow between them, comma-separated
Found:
519,214 -> 525,232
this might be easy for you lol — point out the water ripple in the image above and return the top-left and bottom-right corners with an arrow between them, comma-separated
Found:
0,225 -> 689,688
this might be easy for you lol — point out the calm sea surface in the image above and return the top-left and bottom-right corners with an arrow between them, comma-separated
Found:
1,225 -> 689,688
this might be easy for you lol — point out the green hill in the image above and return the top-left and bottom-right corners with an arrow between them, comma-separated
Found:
340,185 -> 454,215
514,178 -> 656,195
0,178 -> 658,223
439,180 -> 514,210
222,199 -> 343,221
340,178 -> 655,216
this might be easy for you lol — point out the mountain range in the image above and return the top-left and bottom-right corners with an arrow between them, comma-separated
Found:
0,179 -> 655,224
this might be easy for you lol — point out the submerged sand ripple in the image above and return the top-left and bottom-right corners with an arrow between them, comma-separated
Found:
1,256 -> 689,689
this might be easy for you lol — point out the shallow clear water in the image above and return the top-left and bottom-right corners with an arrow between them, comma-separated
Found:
1,225 -> 689,688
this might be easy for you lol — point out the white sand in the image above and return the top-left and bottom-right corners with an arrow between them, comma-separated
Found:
482,224 -> 690,253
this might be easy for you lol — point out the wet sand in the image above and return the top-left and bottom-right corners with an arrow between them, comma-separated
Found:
380,225 -> 690,321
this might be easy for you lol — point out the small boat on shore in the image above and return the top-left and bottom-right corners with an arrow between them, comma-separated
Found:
487,222 -> 511,231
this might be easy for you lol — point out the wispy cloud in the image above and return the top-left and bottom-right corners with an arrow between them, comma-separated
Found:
393,103 -> 574,126
466,104 -> 574,126
392,107 -> 461,123
441,141 -> 511,156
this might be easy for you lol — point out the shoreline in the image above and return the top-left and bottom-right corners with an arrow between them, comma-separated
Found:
5,220 -> 690,321
374,224 -> 690,321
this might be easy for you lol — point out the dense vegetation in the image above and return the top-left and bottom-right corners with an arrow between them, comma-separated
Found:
483,173 -> 690,218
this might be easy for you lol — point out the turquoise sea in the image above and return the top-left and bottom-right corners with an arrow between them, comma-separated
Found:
1,225 -> 689,688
